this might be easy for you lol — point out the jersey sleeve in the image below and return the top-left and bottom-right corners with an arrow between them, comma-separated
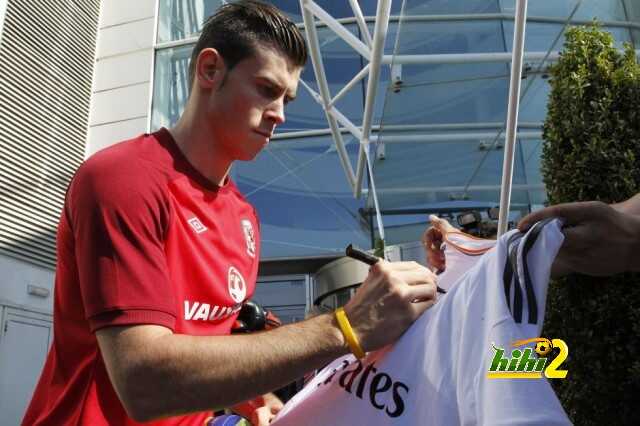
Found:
67,158 -> 176,332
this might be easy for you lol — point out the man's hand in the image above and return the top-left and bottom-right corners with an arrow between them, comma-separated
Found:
422,215 -> 457,273
518,200 -> 640,277
342,260 -> 438,352
232,393 -> 283,425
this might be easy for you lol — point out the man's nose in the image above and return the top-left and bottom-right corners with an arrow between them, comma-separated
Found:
265,100 -> 285,125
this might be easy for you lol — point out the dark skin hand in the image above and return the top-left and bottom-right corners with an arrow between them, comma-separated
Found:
518,199 -> 640,277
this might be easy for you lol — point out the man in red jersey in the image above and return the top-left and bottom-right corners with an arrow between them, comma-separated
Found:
23,1 -> 438,425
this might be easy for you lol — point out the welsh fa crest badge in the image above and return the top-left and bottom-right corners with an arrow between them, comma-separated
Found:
241,219 -> 256,258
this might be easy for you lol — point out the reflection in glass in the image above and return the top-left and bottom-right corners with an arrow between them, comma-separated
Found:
151,45 -> 192,131
234,134 -> 369,258
402,0 -> 500,16
157,0 -> 222,43
500,0 -> 626,21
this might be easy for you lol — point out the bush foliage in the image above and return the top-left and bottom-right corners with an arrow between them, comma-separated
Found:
542,24 -> 640,424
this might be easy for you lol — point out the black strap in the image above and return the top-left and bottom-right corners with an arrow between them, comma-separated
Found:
509,237 -> 523,323
503,233 -> 523,320
521,218 -> 555,324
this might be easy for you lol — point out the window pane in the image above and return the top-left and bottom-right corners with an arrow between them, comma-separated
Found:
503,22 -> 633,52
156,0 -> 378,43
157,0 -> 222,43
234,134 -> 369,258
151,44 -> 192,131
500,0 -> 627,21
402,0 -> 500,16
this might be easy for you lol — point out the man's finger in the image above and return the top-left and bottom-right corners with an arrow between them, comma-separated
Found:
427,249 -> 444,262
395,269 -> 438,286
424,227 -> 443,248
559,223 -> 594,252
409,298 -> 437,318
383,261 -> 436,272
252,407 -> 273,426
406,282 -> 437,301
429,214 -> 455,233
518,201 -> 602,231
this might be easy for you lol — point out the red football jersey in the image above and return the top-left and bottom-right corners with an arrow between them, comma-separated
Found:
23,129 -> 260,425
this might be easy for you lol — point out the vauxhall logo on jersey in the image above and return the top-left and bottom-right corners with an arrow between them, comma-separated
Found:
487,337 -> 569,379
183,266 -> 247,322
317,358 -> 410,418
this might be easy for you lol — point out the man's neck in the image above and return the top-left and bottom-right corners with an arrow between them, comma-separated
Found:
169,114 -> 231,187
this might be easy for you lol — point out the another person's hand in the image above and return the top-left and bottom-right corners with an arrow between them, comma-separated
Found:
422,215 -> 457,273
518,200 -> 640,277
232,393 -> 283,426
343,260 -> 438,352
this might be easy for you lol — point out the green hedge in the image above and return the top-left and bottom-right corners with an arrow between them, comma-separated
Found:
542,24 -> 640,424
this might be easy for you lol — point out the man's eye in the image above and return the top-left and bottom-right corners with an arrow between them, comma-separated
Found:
261,85 -> 278,98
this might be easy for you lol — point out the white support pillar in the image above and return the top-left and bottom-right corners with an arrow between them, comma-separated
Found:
299,79 -> 363,144
304,0 -> 371,60
382,51 -> 559,65
354,0 -> 392,198
300,0 -> 356,188
348,0 -> 373,47
497,0 -> 529,236
329,64 -> 370,107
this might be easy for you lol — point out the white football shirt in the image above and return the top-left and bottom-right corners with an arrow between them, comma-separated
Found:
274,219 -> 571,426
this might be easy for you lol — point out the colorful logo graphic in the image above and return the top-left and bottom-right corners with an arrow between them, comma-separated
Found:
241,219 -> 256,258
228,266 -> 247,304
487,338 -> 568,379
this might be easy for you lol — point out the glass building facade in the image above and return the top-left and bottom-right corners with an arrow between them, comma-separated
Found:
151,0 -> 640,261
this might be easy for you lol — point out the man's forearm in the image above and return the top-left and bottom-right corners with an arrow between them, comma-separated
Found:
99,261 -> 438,422
107,313 -> 347,421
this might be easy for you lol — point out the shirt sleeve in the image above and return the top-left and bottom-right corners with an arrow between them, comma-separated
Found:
67,158 -> 176,332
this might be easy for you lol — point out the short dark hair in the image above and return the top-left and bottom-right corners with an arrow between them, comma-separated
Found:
188,0 -> 307,90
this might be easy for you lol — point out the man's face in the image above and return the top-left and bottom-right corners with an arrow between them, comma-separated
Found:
205,46 -> 302,161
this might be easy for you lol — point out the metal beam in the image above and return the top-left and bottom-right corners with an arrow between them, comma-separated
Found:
329,64 -> 370,107
362,183 -> 544,195
360,206 -> 501,216
373,130 -> 541,144
296,13 -> 640,32
327,107 -> 362,140
498,0 -> 528,236
382,51 -> 559,65
304,0 -> 371,60
270,122 -> 543,141
348,0 -> 372,47
354,0 -> 392,198
300,0 -> 356,188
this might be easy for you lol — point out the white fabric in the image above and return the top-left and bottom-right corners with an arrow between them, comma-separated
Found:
274,220 -> 571,426
438,231 -> 496,291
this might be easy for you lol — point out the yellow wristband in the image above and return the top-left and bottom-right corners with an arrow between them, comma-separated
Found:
334,307 -> 366,359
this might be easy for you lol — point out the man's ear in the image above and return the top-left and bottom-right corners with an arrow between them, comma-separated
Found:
195,48 -> 226,90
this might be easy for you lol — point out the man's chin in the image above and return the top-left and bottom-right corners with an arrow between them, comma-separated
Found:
236,150 -> 262,162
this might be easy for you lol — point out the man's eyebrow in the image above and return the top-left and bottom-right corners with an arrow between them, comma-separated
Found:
258,76 -> 297,101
